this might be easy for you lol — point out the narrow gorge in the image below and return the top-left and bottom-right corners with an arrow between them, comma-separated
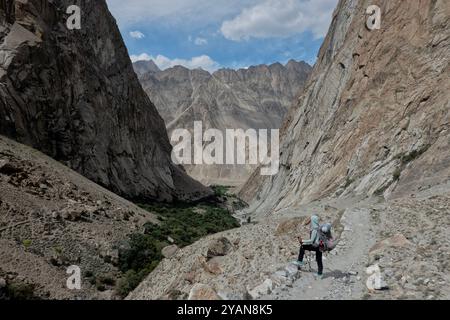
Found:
1,0 -> 449,301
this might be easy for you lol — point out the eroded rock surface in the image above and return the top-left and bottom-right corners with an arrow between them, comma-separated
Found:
240,0 -> 450,216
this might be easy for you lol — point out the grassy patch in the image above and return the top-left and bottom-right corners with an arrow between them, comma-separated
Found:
394,145 -> 430,166
22,239 -> 32,250
393,168 -> 402,181
115,200 -> 240,298
1,281 -> 37,300
212,185 -> 232,197
212,185 -> 248,211
344,177 -> 354,188
390,145 -> 430,185
140,202 -> 240,246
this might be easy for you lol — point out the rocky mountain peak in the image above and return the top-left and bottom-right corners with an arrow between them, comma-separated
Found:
134,59 -> 312,185
133,59 -> 161,76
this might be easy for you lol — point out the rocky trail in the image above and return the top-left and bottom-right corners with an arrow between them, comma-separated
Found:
261,185 -> 450,300
264,206 -> 374,300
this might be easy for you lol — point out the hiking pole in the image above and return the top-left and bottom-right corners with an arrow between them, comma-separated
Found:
305,250 -> 312,272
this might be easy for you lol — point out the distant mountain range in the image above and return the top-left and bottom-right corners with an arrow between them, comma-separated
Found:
134,60 -> 312,186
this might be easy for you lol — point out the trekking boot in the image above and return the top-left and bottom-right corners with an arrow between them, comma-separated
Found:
292,261 -> 305,271
292,261 -> 305,270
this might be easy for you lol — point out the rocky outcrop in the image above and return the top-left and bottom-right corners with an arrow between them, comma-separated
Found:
161,244 -> 179,259
135,61 -> 312,186
188,283 -> 220,300
0,0 -> 211,202
240,0 -> 450,216
206,237 -> 232,260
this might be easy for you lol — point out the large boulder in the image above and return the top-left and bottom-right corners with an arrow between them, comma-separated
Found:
248,279 -> 273,300
188,284 -> 220,300
366,264 -> 389,291
369,234 -> 413,256
275,218 -> 304,236
202,259 -> 223,275
206,237 -> 233,260
161,245 -> 179,259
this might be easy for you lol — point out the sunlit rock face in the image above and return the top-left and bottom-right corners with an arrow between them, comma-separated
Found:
240,0 -> 450,216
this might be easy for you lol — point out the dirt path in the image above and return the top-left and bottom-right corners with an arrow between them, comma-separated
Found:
264,205 -> 376,300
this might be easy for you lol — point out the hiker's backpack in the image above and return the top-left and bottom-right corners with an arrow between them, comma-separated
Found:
316,223 -> 336,252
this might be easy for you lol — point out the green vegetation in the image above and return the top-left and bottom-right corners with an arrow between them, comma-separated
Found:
3,282 -> 36,300
212,185 -> 231,197
393,168 -> 402,181
22,239 -> 32,250
391,145 -> 431,184
91,274 -> 117,292
139,202 -> 240,246
394,145 -> 430,166
212,185 -> 248,211
116,197 -> 240,298
344,177 -> 354,188
116,268 -> 154,298
53,246 -> 63,255
400,148 -> 427,165
118,233 -> 163,273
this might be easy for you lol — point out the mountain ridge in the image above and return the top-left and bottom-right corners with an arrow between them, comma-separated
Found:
135,59 -> 312,185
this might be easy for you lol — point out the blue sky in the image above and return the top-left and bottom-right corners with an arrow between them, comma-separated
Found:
106,0 -> 339,72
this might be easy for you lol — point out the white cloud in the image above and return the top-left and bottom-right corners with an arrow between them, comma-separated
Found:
130,53 -> 220,73
106,0 -> 259,28
194,37 -> 208,46
129,30 -> 145,39
220,0 -> 338,41
130,53 -> 153,62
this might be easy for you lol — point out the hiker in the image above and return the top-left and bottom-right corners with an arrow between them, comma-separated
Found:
296,215 -> 324,278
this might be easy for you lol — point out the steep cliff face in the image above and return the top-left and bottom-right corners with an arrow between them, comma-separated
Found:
241,0 -> 450,215
136,61 -> 312,185
0,0 -> 211,202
